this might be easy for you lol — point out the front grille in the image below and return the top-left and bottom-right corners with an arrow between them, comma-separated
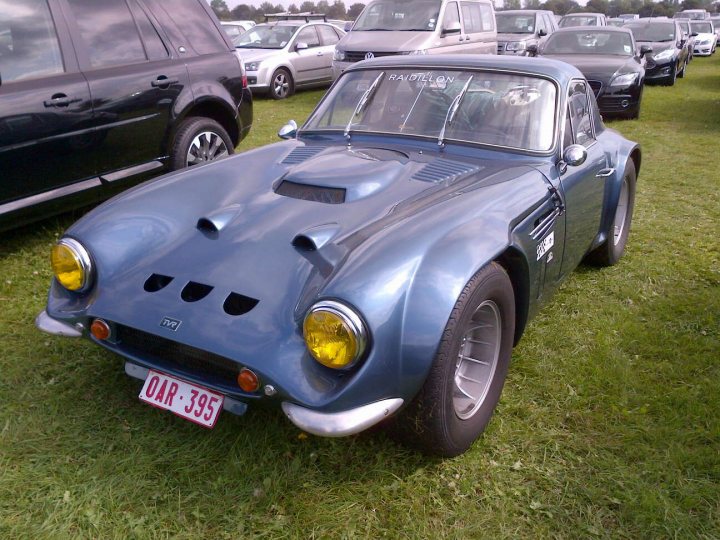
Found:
344,50 -> 401,63
587,80 -> 603,96
115,325 -> 240,385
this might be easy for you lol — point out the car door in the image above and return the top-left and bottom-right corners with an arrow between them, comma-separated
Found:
558,80 -> 609,275
291,25 -> 326,85
436,2 -> 467,53
316,24 -> 342,83
61,0 -> 190,180
0,0 -> 96,211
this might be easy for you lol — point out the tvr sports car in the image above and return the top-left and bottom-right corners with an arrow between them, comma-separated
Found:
38,56 -> 641,457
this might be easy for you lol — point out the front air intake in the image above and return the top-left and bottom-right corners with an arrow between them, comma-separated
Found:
181,281 -> 214,302
275,180 -> 346,204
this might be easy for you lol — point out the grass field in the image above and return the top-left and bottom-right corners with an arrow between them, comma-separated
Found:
0,56 -> 718,539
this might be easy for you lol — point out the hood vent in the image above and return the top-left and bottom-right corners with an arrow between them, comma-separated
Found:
223,292 -> 259,316
412,159 -> 479,183
181,281 -> 214,302
281,146 -> 323,165
144,273 -> 174,292
275,180 -> 346,204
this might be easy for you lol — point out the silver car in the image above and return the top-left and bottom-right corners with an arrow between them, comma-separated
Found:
234,18 -> 345,99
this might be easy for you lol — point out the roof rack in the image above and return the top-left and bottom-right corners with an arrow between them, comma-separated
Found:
264,12 -> 327,23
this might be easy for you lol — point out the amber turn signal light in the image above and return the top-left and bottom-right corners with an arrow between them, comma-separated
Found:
237,368 -> 259,392
90,319 -> 110,340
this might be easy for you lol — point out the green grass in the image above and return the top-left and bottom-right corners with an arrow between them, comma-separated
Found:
1,58 -> 719,538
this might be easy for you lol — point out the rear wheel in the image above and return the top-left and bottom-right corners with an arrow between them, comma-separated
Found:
169,117 -> 233,171
585,160 -> 636,266
388,263 -> 515,457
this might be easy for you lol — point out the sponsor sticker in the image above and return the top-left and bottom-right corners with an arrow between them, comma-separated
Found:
536,231 -> 555,261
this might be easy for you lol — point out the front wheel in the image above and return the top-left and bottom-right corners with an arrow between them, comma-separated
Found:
270,68 -> 293,100
389,263 -> 515,457
678,58 -> 687,78
665,65 -> 677,86
169,117 -> 233,171
585,160 -> 637,266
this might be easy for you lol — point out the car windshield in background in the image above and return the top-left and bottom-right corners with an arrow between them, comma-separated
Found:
559,16 -> 599,28
353,0 -> 442,31
233,24 -> 299,49
495,14 -> 535,34
544,31 -> 634,55
627,23 -> 675,42
678,21 -> 690,33
690,22 -> 713,34
304,69 -> 557,152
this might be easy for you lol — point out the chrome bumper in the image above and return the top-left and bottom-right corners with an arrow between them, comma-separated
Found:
281,398 -> 403,437
35,310 -> 82,337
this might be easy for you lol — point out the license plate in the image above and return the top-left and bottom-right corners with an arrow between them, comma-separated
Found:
139,370 -> 224,428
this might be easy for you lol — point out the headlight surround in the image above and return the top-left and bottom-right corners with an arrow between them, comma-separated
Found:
653,49 -> 675,61
610,72 -> 639,87
50,238 -> 93,292
244,61 -> 261,72
505,41 -> 527,52
333,49 -> 346,61
303,300 -> 367,369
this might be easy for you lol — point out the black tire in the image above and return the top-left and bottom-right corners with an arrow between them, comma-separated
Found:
678,59 -> 687,78
585,160 -> 637,267
169,117 -> 233,171
269,68 -> 293,100
665,64 -> 677,86
388,263 -> 515,457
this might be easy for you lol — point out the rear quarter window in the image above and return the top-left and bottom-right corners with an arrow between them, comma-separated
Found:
152,0 -> 227,55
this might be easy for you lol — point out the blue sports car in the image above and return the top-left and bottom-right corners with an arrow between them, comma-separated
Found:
37,56 -> 641,457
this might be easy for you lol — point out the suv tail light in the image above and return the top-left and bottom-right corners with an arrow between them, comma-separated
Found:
233,50 -> 247,88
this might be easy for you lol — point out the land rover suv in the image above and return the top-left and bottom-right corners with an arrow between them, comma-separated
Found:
0,0 -> 252,230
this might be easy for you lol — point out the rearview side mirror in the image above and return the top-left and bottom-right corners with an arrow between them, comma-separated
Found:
278,119 -> 298,140
640,45 -> 653,56
527,44 -> 539,56
563,144 -> 587,167
441,21 -> 461,37
691,32 -> 698,37
295,42 -> 308,51
538,29 -> 547,37
344,21 -> 353,32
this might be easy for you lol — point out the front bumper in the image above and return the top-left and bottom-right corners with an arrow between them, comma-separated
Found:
645,59 -> 675,81
36,310 -> 82,337
693,45 -> 713,55
282,398 -> 403,437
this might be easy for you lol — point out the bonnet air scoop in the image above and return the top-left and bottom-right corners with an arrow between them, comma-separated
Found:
196,204 -> 243,236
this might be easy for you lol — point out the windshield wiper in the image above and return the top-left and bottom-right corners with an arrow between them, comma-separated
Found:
344,71 -> 385,143
437,76 -> 473,149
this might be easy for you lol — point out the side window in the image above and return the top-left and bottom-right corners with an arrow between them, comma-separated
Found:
66,0 -> 146,68
479,3 -> 495,32
442,2 -> 461,31
154,0 -> 227,55
296,27 -> 321,48
568,81 -> 594,146
0,0 -> 64,83
317,25 -> 340,46
130,0 -> 169,61
460,3 -> 482,33
563,108 -> 573,149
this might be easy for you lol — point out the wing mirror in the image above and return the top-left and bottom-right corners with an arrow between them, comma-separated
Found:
295,42 -> 308,51
691,32 -> 699,37
344,21 -> 353,32
538,29 -> 547,37
563,144 -> 587,167
640,45 -> 653,56
527,44 -> 539,56
441,21 -> 461,36
278,119 -> 298,140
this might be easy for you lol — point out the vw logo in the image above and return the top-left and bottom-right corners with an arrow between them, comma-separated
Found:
365,52 -> 374,60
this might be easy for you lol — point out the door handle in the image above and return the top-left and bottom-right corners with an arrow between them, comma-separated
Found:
43,94 -> 81,108
151,76 -> 179,88
595,168 -> 615,178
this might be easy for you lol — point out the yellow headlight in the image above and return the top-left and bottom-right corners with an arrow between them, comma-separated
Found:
303,302 -> 366,369
51,239 -> 91,291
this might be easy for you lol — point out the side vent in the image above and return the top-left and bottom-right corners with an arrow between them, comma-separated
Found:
412,159 -> 479,183
197,218 -> 218,234
144,274 -> 174,292
281,146 -> 323,165
181,281 -> 214,302
223,293 -> 259,316
275,180 -> 346,204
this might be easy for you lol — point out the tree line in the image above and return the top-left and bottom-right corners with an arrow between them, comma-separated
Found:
210,0 -> 366,22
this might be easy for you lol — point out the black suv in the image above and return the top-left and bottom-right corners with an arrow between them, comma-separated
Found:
0,0 -> 252,230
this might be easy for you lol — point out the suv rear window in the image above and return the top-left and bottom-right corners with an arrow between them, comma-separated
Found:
0,0 -> 64,83
153,0 -> 227,55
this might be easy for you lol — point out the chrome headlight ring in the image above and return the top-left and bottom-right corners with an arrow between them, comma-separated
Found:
55,237 -> 94,292
305,300 -> 368,367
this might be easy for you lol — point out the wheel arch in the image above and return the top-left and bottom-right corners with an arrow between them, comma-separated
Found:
494,246 -> 531,345
173,98 -> 241,149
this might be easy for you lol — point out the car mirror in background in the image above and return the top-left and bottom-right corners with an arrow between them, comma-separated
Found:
344,21 -> 353,32
538,29 -> 547,37
691,32 -> 699,37
563,144 -> 588,167
296,42 -> 308,51
640,45 -> 653,56
278,119 -> 298,140
526,44 -> 539,56
441,21 -> 461,37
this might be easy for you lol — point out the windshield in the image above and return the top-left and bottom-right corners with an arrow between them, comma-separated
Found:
627,23 -> 676,42
495,13 -> 536,34
691,22 -> 713,34
544,31 -> 634,55
678,21 -> 690,33
233,24 -> 299,49
354,0 -> 442,31
305,68 -> 557,152
607,19 -> 625,27
559,16 -> 600,28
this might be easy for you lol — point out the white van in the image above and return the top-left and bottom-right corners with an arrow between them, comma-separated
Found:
332,0 -> 497,80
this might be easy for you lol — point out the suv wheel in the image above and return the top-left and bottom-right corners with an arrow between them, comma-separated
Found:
270,68 -> 293,100
169,117 -> 234,170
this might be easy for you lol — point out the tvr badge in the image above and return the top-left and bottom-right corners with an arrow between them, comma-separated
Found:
159,316 -> 182,331
536,231 -> 554,261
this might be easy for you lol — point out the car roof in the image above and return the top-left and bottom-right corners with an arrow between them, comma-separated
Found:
348,54 -> 584,85
626,18 -> 676,25
563,13 -> 603,17
553,26 -> 632,35
497,10 -> 549,15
